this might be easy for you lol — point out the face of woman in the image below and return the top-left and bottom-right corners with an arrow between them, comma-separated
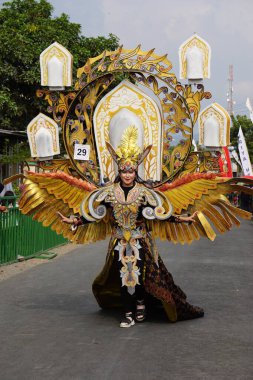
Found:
119,170 -> 136,187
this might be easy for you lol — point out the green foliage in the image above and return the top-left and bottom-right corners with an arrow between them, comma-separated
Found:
0,0 -> 119,131
231,115 -> 253,162
0,138 -> 30,163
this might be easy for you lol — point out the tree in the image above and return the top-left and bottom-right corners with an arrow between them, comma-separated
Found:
0,138 -> 30,164
0,0 -> 119,131
230,115 -> 253,162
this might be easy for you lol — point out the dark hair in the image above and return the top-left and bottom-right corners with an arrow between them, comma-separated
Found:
115,171 -> 154,188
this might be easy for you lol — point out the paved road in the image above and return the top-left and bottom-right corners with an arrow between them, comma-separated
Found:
0,221 -> 253,380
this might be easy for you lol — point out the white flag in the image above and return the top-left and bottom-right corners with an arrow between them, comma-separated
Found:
246,97 -> 253,123
238,127 -> 253,176
246,97 -> 252,111
231,149 -> 242,168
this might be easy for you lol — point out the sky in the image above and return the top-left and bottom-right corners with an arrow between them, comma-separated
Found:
45,0 -> 253,116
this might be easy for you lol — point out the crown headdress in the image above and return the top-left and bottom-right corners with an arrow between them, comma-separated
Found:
106,126 -> 152,172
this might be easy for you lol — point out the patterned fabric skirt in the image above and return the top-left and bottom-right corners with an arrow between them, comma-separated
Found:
92,238 -> 204,322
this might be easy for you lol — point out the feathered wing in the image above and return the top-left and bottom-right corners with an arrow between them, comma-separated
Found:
149,173 -> 253,244
19,171 -> 112,244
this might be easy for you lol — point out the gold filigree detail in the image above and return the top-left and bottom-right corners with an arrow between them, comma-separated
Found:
36,90 -> 76,129
38,159 -> 74,175
178,151 -> 221,176
76,45 -> 176,90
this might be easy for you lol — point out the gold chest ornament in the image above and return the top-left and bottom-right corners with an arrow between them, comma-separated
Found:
81,182 -> 174,241
80,182 -> 173,290
111,183 -> 145,240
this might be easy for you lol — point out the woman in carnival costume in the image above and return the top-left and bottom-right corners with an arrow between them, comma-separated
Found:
60,126 -> 202,327
17,126 -> 253,328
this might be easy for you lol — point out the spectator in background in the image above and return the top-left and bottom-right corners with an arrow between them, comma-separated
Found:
0,190 -> 15,207
0,185 -> 7,212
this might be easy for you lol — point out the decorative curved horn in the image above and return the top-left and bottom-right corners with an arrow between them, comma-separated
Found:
138,145 -> 152,165
105,141 -> 119,163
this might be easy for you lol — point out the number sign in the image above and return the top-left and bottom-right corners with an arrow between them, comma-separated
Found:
74,144 -> 90,161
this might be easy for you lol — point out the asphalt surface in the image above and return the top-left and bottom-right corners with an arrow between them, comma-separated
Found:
0,220 -> 253,380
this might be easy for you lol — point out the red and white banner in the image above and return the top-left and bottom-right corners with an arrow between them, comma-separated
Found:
218,146 -> 232,177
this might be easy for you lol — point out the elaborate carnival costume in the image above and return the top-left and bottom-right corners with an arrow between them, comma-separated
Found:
7,46 -> 253,326
16,125 -> 253,325
89,126 -> 205,323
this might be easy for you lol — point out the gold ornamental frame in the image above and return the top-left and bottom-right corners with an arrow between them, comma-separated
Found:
37,45 -> 211,186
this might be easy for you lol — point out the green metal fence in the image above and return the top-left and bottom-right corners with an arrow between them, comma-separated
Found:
0,201 -> 67,264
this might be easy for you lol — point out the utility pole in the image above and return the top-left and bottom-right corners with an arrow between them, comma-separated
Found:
227,64 -> 234,115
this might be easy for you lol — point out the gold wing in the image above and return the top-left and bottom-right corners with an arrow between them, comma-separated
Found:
149,173 -> 253,244
18,171 -> 112,244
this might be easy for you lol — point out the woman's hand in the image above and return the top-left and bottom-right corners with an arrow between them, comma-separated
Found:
178,211 -> 198,223
57,212 -> 74,224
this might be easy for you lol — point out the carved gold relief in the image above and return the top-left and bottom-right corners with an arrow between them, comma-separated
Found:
94,81 -> 162,182
179,151 -> 220,176
40,42 -> 73,86
199,103 -> 230,147
27,113 -> 59,157
179,35 -> 211,79
76,45 -> 176,90
39,159 -> 73,175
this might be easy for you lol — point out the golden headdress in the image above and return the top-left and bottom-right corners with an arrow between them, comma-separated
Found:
106,126 -> 152,172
